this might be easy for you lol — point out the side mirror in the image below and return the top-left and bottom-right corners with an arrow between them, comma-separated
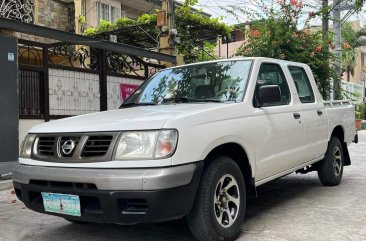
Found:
257,85 -> 281,106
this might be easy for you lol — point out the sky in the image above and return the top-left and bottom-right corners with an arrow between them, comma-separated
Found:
193,0 -> 366,27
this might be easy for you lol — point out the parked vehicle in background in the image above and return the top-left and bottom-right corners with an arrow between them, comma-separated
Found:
13,58 -> 357,241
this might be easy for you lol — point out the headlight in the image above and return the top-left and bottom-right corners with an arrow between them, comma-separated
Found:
114,130 -> 178,160
20,134 -> 36,158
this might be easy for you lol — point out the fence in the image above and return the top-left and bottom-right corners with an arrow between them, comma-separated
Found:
18,39 -> 164,120
341,81 -> 365,103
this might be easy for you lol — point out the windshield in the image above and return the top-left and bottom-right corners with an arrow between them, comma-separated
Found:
121,60 -> 252,107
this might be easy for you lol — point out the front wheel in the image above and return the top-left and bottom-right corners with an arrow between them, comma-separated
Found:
188,156 -> 246,241
317,136 -> 344,186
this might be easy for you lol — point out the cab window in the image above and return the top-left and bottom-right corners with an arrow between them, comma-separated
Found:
288,66 -> 315,103
253,63 -> 291,107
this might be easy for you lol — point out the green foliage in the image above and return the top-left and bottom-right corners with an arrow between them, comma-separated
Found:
342,23 -> 357,76
78,15 -> 86,25
234,0 -> 334,99
355,0 -> 366,12
340,23 -> 366,86
356,103 -> 366,119
84,0 -> 232,63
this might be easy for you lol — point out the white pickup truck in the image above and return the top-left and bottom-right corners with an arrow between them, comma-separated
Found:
13,57 -> 357,241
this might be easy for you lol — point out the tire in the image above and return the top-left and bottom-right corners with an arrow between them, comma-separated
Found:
188,156 -> 246,241
64,218 -> 90,224
317,136 -> 344,186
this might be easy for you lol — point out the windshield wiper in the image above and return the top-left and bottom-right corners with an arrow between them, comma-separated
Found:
162,97 -> 195,103
121,102 -> 157,108
163,97 -> 227,104
199,98 -> 226,103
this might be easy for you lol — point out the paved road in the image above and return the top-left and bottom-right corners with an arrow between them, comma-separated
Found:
1,131 -> 365,241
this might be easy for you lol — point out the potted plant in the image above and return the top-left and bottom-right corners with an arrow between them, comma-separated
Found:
355,103 -> 365,130
355,110 -> 362,129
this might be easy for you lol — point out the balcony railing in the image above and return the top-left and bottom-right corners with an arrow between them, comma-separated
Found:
0,0 -> 35,23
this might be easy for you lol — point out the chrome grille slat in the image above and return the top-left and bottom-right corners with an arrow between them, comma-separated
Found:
81,135 -> 113,157
37,136 -> 56,156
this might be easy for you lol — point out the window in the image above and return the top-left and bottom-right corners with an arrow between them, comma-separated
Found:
254,63 -> 291,106
96,2 -> 120,24
288,66 -> 315,103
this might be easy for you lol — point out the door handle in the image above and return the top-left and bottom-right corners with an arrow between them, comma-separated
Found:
317,110 -> 323,115
293,113 -> 301,119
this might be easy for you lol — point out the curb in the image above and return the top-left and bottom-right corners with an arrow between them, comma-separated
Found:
0,180 -> 13,191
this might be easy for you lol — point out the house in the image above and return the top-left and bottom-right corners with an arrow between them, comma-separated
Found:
214,23 -> 249,58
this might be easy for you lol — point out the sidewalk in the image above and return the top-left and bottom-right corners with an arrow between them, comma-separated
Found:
0,179 -> 13,191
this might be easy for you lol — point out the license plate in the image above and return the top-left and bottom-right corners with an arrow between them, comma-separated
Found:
41,192 -> 81,217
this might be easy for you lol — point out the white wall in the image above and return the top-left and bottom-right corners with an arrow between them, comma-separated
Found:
19,119 -> 45,147
49,68 -> 100,116
107,75 -> 143,110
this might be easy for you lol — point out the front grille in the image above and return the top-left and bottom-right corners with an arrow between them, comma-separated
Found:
33,132 -> 119,162
81,135 -> 113,157
37,136 -> 56,156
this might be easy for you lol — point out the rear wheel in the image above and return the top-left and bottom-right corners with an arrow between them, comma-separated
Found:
317,136 -> 344,186
188,156 -> 246,241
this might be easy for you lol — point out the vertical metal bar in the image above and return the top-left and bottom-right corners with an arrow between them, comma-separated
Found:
226,36 -> 229,59
99,49 -> 108,111
43,46 -> 50,121
144,63 -> 149,79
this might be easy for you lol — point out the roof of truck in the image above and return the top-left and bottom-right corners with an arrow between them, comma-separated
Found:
164,57 -> 309,71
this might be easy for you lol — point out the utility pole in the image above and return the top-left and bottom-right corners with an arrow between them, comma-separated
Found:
322,0 -> 329,43
157,0 -> 183,66
332,1 -> 355,100
333,3 -> 342,100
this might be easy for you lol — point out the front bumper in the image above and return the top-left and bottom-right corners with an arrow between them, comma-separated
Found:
13,162 -> 203,224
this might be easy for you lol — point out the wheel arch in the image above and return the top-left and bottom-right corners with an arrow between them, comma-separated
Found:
204,142 -> 256,197
330,125 -> 351,166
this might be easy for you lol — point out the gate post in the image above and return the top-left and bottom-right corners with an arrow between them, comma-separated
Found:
0,36 -> 19,175
42,45 -> 50,121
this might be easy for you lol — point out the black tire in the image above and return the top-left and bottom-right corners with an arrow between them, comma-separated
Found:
64,218 -> 90,224
188,156 -> 246,241
317,136 -> 344,186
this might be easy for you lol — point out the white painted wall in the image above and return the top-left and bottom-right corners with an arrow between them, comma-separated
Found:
49,68 -> 100,116
107,75 -> 143,110
19,119 -> 45,147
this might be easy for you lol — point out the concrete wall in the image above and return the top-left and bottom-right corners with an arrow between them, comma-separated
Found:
214,40 -> 246,59
36,0 -> 74,32
19,120 -> 45,148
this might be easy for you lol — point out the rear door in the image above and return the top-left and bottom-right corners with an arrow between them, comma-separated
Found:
252,62 -> 305,181
287,65 -> 328,162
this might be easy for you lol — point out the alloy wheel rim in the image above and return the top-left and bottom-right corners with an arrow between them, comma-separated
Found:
213,174 -> 240,228
333,146 -> 342,176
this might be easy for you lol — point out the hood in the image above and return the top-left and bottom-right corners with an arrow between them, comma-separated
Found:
30,103 -> 225,133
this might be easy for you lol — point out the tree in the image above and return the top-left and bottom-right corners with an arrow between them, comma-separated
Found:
233,0 -> 334,99
84,1 -> 232,63
341,23 -> 366,82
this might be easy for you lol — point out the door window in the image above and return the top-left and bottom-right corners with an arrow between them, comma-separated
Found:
288,66 -> 315,103
254,63 -> 291,106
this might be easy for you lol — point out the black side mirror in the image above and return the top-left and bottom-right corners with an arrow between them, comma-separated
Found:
257,85 -> 281,106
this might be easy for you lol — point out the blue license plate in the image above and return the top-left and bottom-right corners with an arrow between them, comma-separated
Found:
41,192 -> 81,217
